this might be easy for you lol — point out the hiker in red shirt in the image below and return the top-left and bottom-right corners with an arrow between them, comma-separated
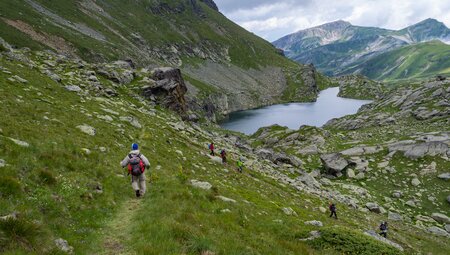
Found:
209,142 -> 215,156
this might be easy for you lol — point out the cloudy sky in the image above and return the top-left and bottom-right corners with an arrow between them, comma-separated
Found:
214,0 -> 450,42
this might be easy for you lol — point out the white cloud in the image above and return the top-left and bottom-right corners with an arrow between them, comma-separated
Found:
215,0 -> 450,41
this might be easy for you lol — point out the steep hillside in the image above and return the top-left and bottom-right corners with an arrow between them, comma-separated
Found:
0,0 -> 333,118
342,40 -> 450,81
2,35 -> 449,255
273,19 -> 450,78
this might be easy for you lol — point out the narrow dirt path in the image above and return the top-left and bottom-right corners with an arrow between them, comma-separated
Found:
101,198 -> 142,255
100,129 -> 149,255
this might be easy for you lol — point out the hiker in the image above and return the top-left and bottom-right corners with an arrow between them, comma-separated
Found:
120,143 -> 150,198
329,203 -> 338,219
379,221 -> 388,238
209,142 -> 215,156
237,158 -> 244,173
220,149 -> 227,164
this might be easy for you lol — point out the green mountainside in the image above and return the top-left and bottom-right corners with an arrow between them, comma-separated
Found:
273,19 -> 450,80
342,40 -> 450,81
0,0 -> 334,119
1,37 -> 449,255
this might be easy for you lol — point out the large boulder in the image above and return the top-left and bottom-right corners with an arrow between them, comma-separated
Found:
365,202 -> 383,214
320,153 -> 350,175
431,213 -> 450,224
427,226 -> 449,237
438,173 -> 450,181
142,67 -> 187,114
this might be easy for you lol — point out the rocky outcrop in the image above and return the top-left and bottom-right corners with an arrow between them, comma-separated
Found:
320,153 -> 350,176
142,68 -> 187,114
364,230 -> 404,251
199,0 -> 219,11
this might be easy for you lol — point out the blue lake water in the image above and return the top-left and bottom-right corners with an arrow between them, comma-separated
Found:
219,87 -> 372,135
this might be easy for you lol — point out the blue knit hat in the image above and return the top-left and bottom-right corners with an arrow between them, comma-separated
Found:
132,143 -> 138,150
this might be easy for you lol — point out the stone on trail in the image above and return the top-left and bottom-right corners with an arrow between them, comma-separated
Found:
364,230 -> 404,251
8,137 -> 30,147
304,220 -> 323,227
190,180 -> 212,190
431,213 -> 450,224
209,155 -> 223,164
55,238 -> 74,254
282,207 -> 298,216
76,124 -> 96,136
217,196 -> 236,203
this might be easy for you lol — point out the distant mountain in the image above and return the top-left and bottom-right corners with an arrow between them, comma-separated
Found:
273,19 -> 450,79
344,40 -> 450,81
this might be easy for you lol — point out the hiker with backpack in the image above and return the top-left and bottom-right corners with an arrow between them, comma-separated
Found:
329,203 -> 338,219
379,221 -> 388,238
209,142 -> 215,156
220,149 -> 227,164
120,143 -> 150,197
237,157 -> 244,173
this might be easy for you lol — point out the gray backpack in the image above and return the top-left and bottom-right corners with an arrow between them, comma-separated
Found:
128,154 -> 144,176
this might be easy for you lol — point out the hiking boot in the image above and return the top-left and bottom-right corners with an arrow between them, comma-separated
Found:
135,190 -> 141,197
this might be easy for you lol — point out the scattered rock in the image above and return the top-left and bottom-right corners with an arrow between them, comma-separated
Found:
320,153 -> 350,175
119,116 -> 142,129
190,180 -> 212,190
388,212 -> 403,221
427,226 -> 449,237
282,207 -> 298,216
392,191 -> 403,198
65,85 -> 82,92
304,220 -> 323,227
12,75 -> 28,83
347,169 -> 355,178
364,230 -> 404,251
366,202 -> 382,213
217,196 -> 236,203
0,159 -> 5,168
55,238 -> 74,254
431,213 -> 450,224
319,207 -> 327,213
405,200 -> 416,207
438,173 -> 450,181
0,212 -> 18,221
81,148 -> 91,155
299,230 -> 321,241
411,178 -> 421,186
8,137 -> 30,147
76,124 -> 96,136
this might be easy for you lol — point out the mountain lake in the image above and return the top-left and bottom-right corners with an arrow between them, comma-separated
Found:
220,87 -> 372,134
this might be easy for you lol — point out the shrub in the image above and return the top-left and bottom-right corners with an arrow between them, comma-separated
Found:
38,169 -> 57,185
0,217 -> 42,252
309,226 -> 402,255
0,176 -> 21,197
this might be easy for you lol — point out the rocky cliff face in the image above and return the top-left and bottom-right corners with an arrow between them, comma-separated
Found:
0,0 -> 331,119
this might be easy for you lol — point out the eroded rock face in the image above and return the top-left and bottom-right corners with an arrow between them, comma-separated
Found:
142,68 -> 187,114
199,0 -> 219,11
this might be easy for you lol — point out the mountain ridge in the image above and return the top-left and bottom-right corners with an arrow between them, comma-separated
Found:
273,18 -> 450,79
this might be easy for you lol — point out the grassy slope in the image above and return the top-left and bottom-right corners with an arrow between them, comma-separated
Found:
349,40 -> 450,81
0,47 -> 432,255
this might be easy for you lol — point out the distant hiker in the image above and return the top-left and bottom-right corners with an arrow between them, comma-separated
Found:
209,142 -> 215,156
220,149 -> 227,164
379,221 -> 388,238
120,143 -> 150,198
329,203 -> 337,219
237,158 -> 244,173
